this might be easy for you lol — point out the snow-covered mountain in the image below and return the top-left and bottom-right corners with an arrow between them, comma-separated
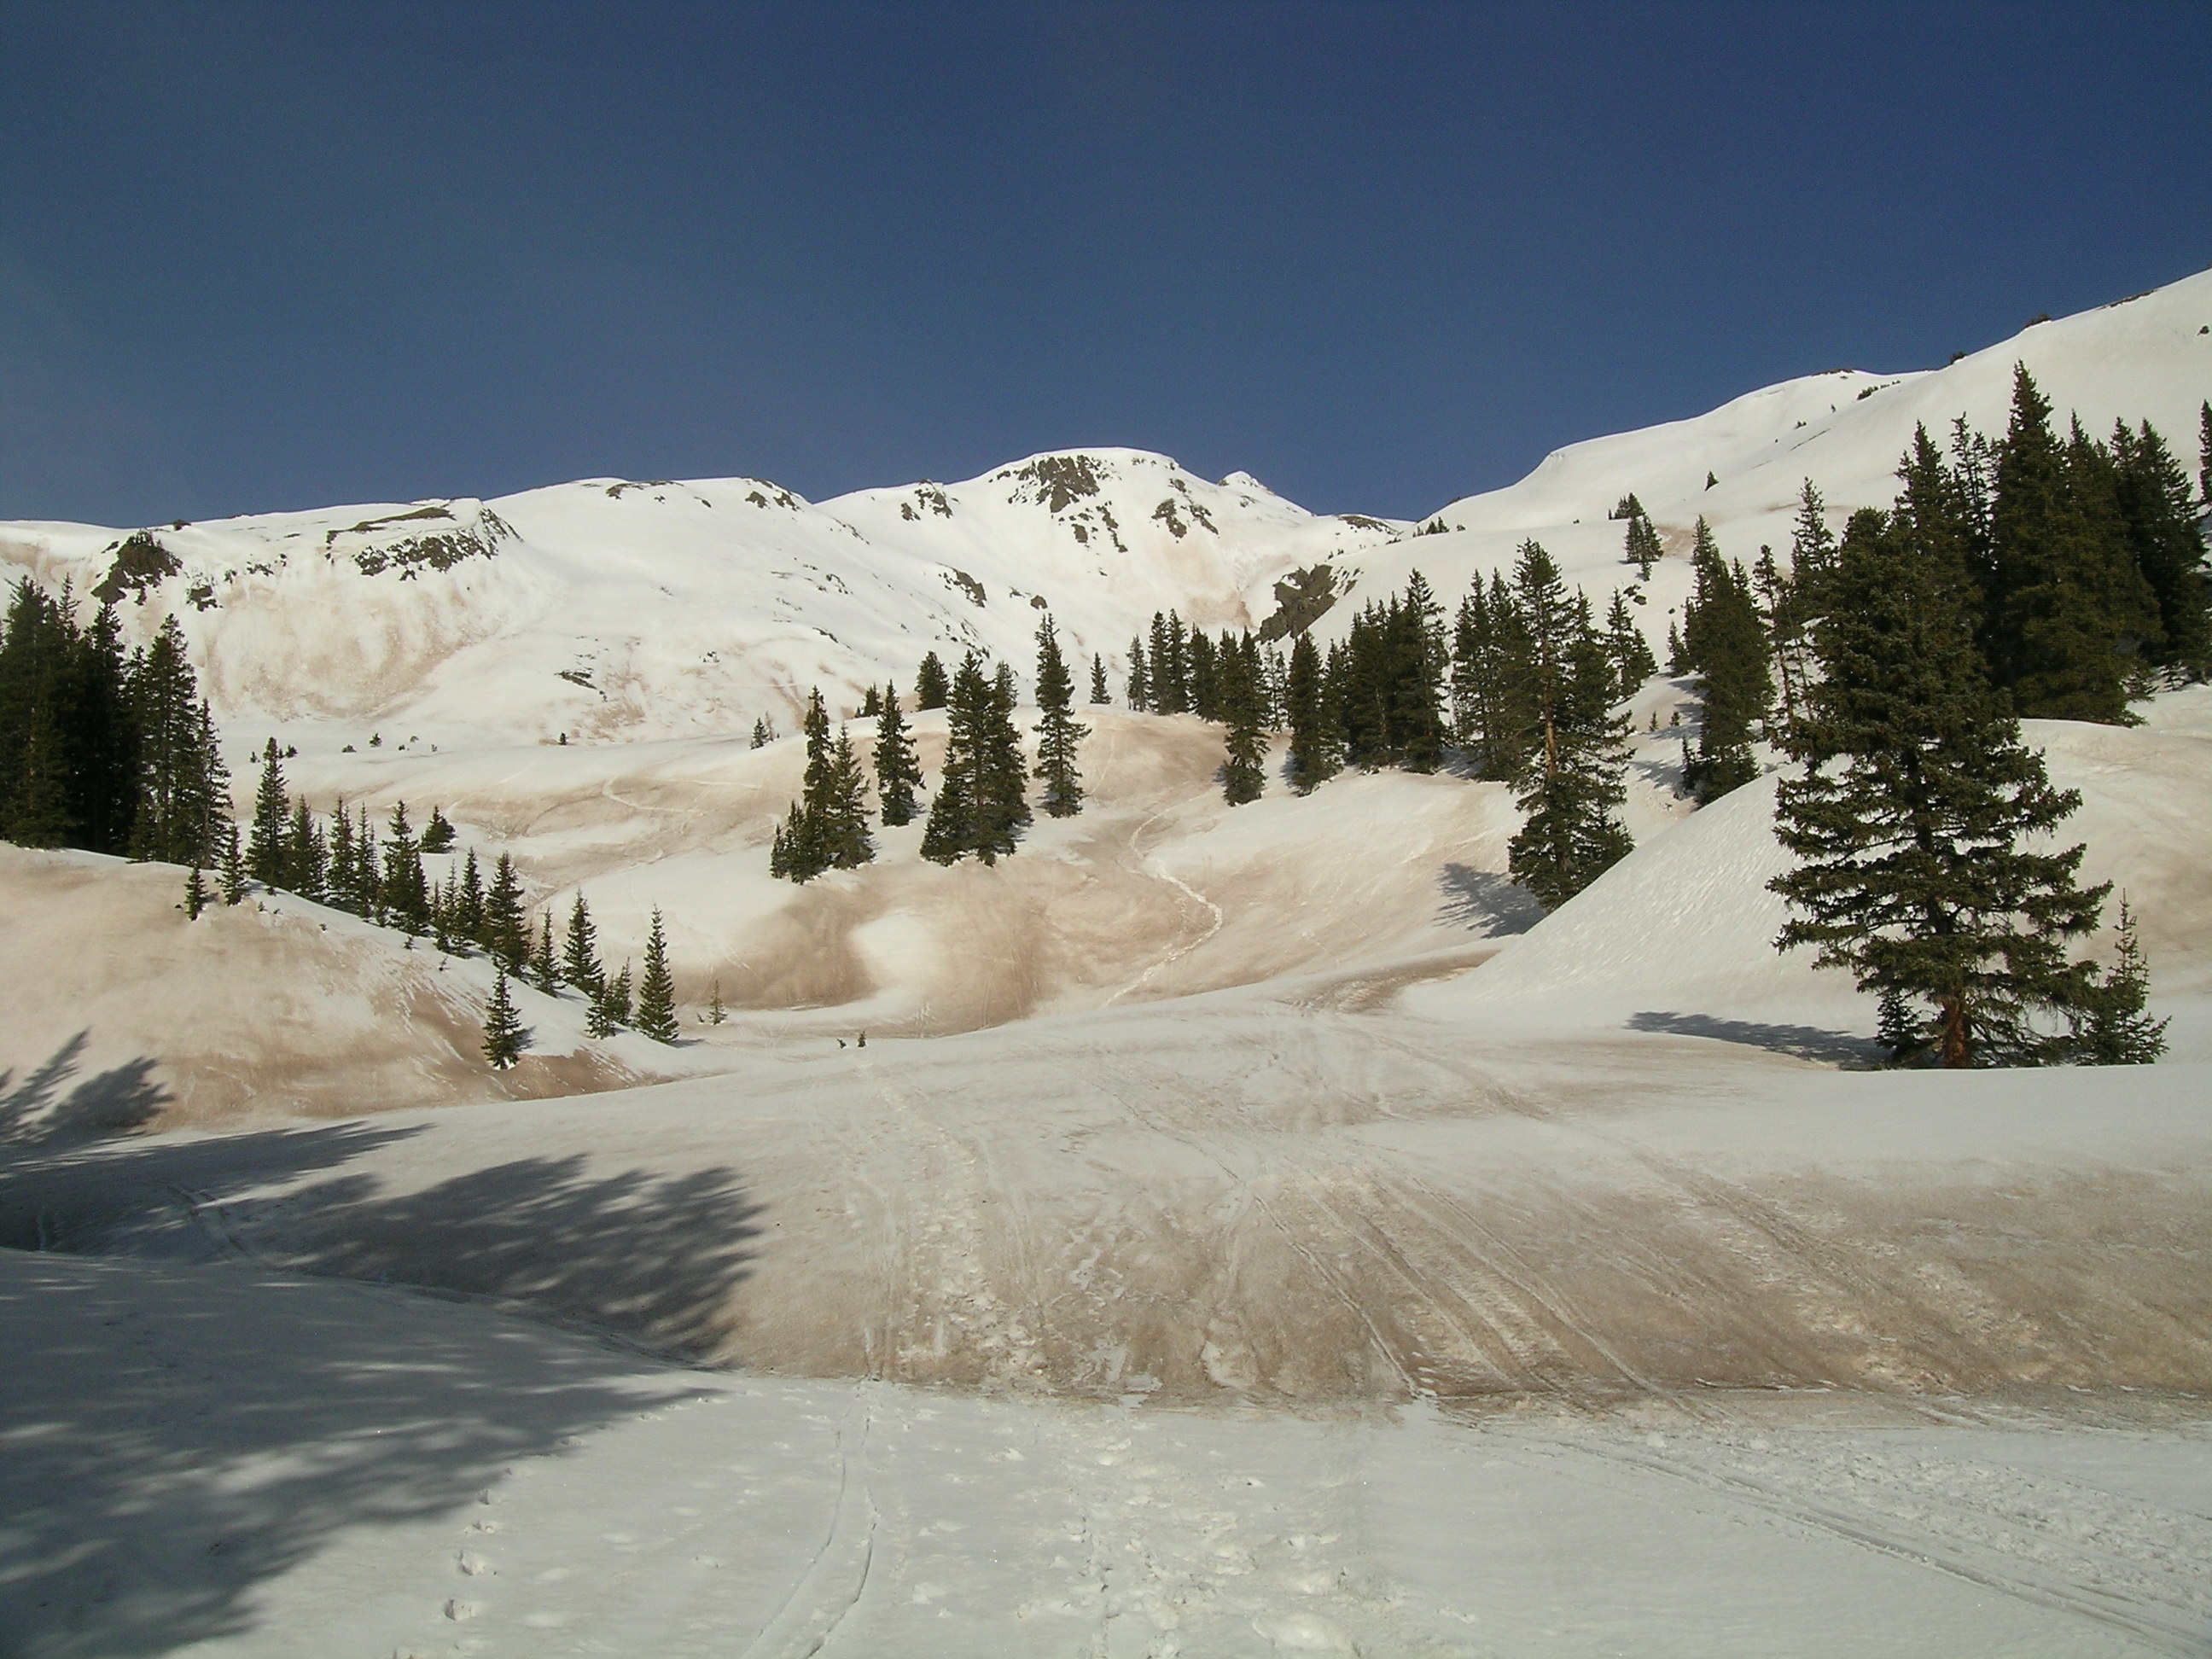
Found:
3,269 -> 2203,754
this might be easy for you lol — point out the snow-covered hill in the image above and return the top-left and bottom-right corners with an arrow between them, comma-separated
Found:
3,270 -> 2203,760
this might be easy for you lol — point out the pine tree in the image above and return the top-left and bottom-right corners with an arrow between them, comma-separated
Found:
914,650 -> 950,709
1284,631 -> 1340,794
247,739 -> 291,888
419,806 -> 457,853
0,579 -> 82,847
2067,896 -> 2168,1064
1770,505 -> 2110,1068
922,652 -> 1027,864
1602,589 -> 1657,701
455,847 -> 486,945
481,965 -> 527,1070
818,725 -> 876,867
750,715 -> 775,749
483,852 -> 527,969
704,978 -> 727,1025
1033,616 -> 1087,817
872,685 -> 923,826
1623,509 -> 1663,579
68,602 -> 138,853
634,908 -> 679,1042
1505,542 -> 1633,907
530,911 -> 561,992
381,801 -> 431,934
1682,544 -> 1773,805
562,892 -> 603,994
2110,418 -> 2211,682
1986,364 -> 2154,723
1220,639 -> 1267,805
602,962 -> 633,1029
126,619 -> 226,866
183,863 -> 208,919
1089,653 -> 1110,704
287,797 -> 328,900
1125,637 -> 1150,710
859,684 -> 883,719
1150,612 -> 1190,714
220,818 -> 246,905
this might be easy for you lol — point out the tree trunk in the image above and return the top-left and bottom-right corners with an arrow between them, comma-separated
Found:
1939,993 -> 1972,1068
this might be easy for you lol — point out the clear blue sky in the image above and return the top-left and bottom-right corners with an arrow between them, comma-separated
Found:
3,2 -> 2206,526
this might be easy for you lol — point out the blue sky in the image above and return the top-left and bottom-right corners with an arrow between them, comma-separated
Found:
3,2 -> 2206,525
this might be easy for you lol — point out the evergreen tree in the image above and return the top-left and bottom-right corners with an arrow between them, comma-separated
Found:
67,602 -> 138,853
1149,612 -> 1190,713
922,652 -> 1028,864
1681,541 -> 1773,805
562,892 -> 603,994
483,851 -> 527,969
1602,589 -> 1657,701
1505,542 -> 1633,907
1220,638 -> 1267,805
2067,896 -> 2167,1064
126,618 -> 227,866
1033,616 -> 1087,817
0,579 -> 78,847
455,847 -> 486,945
601,961 -> 633,1030
634,908 -> 679,1042
749,715 -> 775,748
1125,637 -> 1150,711
530,911 -> 561,992
818,725 -> 876,868
381,800 -> 431,934
419,806 -> 457,853
1623,509 -> 1663,580
2110,418 -> 2211,681
859,684 -> 883,719
1770,506 -> 2110,1068
219,818 -> 246,905
1986,364 -> 2154,723
1089,653 -> 1110,704
913,650 -> 950,709
183,863 -> 208,919
287,796 -> 328,900
1284,631 -> 1340,794
771,689 -> 836,882
481,965 -> 527,1070
1186,630 -> 1219,720
247,739 -> 292,888
1393,571 -> 1449,772
872,685 -> 923,826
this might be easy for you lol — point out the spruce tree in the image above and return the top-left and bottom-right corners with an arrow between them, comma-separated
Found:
382,801 -> 431,934
818,725 -> 876,867
750,716 -> 774,749
1602,589 -> 1657,700
602,961 -> 633,1028
419,806 -> 457,854
481,965 -> 527,1070
922,653 -> 1027,864
859,684 -> 882,719
1986,364 -> 2153,723
1770,506 -> 2110,1068
1089,653 -> 1110,704
127,618 -> 226,866
247,740 -> 292,888
1033,616 -> 1087,817
530,911 -> 561,992
1623,509 -> 1663,580
634,908 -> 679,1042
1682,545 -> 1772,805
455,847 -> 486,945
0,579 -> 82,847
184,863 -> 208,919
872,685 -> 923,826
1220,641 -> 1267,805
2110,419 -> 2210,682
914,650 -> 950,709
220,819 -> 246,905
287,797 -> 328,900
562,892 -> 603,994
980,661 -> 1031,855
1125,637 -> 1150,710
483,851 -> 527,969
1284,631 -> 1340,794
2068,896 -> 2167,1064
1505,542 -> 1633,907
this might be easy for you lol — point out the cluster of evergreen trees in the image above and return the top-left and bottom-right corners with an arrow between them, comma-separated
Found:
770,617 -> 1092,880
0,586 -> 230,861
216,744 -> 687,1056
1763,371 -> 2202,1069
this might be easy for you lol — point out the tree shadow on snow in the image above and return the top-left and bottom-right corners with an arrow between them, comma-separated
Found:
1627,1010 -> 1883,1067
0,1030 -> 172,1145
1438,864 -> 1546,936
0,1115 -> 764,1657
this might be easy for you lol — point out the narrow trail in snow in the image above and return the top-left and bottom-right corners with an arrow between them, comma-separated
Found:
1102,797 -> 1226,1008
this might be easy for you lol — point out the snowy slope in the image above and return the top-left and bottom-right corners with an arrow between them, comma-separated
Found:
3,268 -> 2201,761
0,453 -> 1402,753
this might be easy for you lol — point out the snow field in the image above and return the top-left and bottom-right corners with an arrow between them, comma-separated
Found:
4,1248 -> 2206,1658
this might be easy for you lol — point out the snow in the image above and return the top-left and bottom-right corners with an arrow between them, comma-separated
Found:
3,268 -> 2211,1656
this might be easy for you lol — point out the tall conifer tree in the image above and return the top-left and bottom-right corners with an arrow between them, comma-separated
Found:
872,685 -> 923,826
1033,616 -> 1087,817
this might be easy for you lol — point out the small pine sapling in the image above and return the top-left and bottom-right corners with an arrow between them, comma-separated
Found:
481,965 -> 527,1070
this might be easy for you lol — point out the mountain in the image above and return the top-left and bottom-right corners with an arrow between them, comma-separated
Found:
3,268 -> 2203,755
